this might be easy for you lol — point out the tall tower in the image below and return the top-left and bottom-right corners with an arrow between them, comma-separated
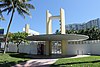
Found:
25,24 -> 30,34
60,8 -> 65,34
46,8 -> 65,34
45,8 -> 67,56
46,10 -> 52,34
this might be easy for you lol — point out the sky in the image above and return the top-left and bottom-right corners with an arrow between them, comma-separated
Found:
1,0 -> 100,34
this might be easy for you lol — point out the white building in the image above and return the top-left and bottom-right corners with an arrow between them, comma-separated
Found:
6,40 -> 100,55
23,24 -> 39,36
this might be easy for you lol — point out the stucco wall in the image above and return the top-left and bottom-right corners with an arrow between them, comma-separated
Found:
67,44 -> 91,55
91,43 -> 100,55
67,40 -> 100,55
7,42 -> 37,54
6,40 -> 100,55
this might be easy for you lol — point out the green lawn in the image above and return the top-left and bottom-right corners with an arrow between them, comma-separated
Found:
51,56 -> 100,67
0,53 -> 30,67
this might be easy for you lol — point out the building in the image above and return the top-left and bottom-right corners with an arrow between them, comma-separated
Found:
66,18 -> 100,30
26,8 -> 89,56
0,28 -> 4,48
23,24 -> 39,36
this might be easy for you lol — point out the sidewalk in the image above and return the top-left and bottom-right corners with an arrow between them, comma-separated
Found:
69,55 -> 90,59
13,59 -> 58,67
13,55 -> 90,67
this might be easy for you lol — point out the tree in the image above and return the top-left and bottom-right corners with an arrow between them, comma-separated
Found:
65,27 -> 100,40
8,32 -> 28,52
55,30 -> 61,34
0,0 -> 35,54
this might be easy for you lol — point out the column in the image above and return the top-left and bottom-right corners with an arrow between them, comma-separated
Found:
46,10 -> 52,34
61,40 -> 67,55
25,24 -> 29,34
45,41 -> 52,55
60,8 -> 65,34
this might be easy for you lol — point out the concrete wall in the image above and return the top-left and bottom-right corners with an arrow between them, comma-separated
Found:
67,40 -> 100,55
6,42 -> 37,54
91,42 -> 100,55
67,44 -> 91,55
7,44 -> 17,52
5,40 -> 100,55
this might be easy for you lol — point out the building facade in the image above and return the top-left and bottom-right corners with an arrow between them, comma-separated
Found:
66,18 -> 100,30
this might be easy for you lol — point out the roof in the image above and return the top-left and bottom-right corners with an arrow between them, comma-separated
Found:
26,34 -> 89,41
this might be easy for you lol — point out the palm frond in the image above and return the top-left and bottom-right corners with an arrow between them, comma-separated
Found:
0,0 -> 5,2
1,6 -> 13,13
7,6 -> 13,15
17,7 -> 25,18
0,0 -> 34,19
20,7 -> 32,17
17,2 -> 29,11
0,3 -> 9,8
22,0 -> 32,2
24,3 -> 35,9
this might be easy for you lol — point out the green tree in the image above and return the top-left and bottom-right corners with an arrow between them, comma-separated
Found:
0,0 -> 35,53
8,32 -> 28,52
55,30 -> 61,34
65,27 -> 100,40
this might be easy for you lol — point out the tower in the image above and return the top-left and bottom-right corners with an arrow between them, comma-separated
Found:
46,8 -> 65,34
25,24 -> 30,34
45,8 -> 67,55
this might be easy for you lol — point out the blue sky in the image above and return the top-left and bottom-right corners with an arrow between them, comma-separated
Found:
1,0 -> 100,34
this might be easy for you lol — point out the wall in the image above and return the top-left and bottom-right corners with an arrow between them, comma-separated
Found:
67,43 -> 91,55
67,40 -> 100,55
91,41 -> 100,55
5,40 -> 100,55
6,42 -> 37,54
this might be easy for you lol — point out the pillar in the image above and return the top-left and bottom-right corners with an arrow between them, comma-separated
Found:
61,40 -> 67,55
46,10 -> 52,34
60,8 -> 65,34
25,24 -> 29,34
45,41 -> 52,55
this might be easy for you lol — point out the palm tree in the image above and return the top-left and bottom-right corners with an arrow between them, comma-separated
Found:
0,0 -> 35,54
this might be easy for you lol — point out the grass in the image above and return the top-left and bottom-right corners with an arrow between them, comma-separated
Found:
1,53 -> 100,67
51,56 -> 100,67
0,53 -> 30,67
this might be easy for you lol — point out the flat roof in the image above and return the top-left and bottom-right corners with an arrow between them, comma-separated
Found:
26,34 -> 89,41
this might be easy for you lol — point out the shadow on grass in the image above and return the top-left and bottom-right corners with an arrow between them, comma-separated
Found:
9,53 -> 33,59
0,59 -> 51,67
51,60 -> 100,67
9,53 -> 77,59
0,60 -> 27,67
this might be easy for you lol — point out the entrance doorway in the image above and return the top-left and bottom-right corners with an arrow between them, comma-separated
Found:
37,43 -> 44,55
52,41 -> 61,54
